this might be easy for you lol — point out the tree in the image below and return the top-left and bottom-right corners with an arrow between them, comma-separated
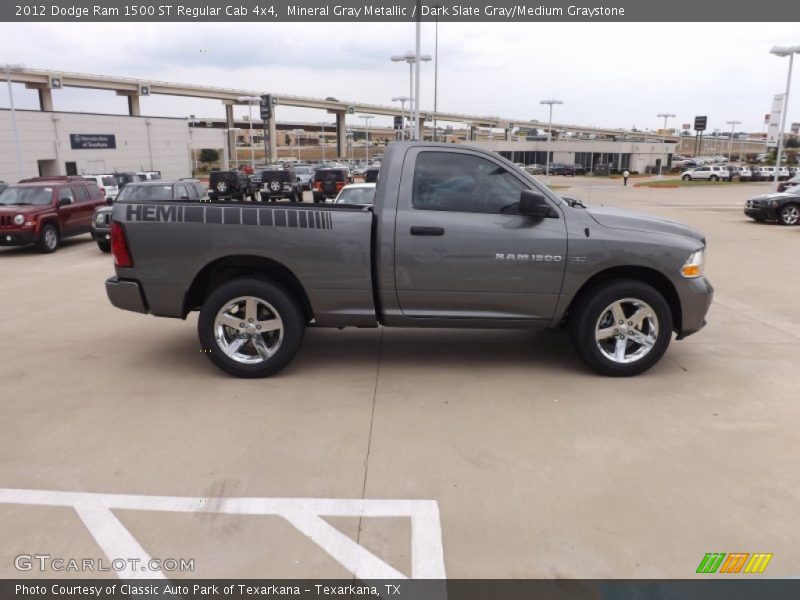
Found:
198,148 -> 219,163
786,136 -> 799,149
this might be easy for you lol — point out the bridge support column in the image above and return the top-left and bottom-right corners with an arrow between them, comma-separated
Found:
225,103 -> 236,169
25,84 -> 54,111
336,111 -> 347,160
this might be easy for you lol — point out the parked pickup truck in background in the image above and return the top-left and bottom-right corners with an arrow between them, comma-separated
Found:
105,142 -> 713,378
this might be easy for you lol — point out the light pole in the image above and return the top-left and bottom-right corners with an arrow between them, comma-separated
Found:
726,120 -> 741,161
188,115 -> 197,175
540,99 -> 563,178
359,115 -> 374,162
320,122 -> 326,163
392,96 -> 409,140
433,6 -> 440,142
770,45 -> 800,188
391,51 -> 431,140
237,96 -> 259,172
657,113 -> 675,177
292,129 -> 304,161
4,63 -> 25,180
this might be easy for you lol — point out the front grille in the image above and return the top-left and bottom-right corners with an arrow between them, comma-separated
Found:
0,215 -> 11,227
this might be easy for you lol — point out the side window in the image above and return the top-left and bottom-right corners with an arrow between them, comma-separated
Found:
58,187 -> 75,205
72,185 -> 89,202
187,183 -> 199,200
176,184 -> 189,199
412,151 -> 527,214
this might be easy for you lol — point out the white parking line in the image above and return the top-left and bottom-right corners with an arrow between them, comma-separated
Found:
0,488 -> 446,579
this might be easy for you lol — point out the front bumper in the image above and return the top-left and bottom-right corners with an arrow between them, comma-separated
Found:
0,230 -> 36,246
105,277 -> 148,314
676,276 -> 714,339
744,206 -> 775,221
91,224 -> 110,242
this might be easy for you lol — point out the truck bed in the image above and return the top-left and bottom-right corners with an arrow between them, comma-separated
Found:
112,200 -> 378,326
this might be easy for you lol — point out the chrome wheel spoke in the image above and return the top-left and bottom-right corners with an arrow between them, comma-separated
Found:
596,326 -> 617,340
258,318 -> 281,332
614,337 -> 627,361
245,298 -> 257,322
629,330 -> 654,348
629,307 -> 648,328
611,302 -> 626,324
227,337 -> 246,354
216,313 -> 242,330
252,335 -> 271,359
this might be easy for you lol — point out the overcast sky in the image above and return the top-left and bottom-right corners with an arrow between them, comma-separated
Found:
1,22 -> 798,133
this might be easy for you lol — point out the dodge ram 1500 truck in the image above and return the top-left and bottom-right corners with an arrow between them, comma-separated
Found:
105,142 -> 713,378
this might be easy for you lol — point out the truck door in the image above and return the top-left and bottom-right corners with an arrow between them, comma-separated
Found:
393,147 -> 567,321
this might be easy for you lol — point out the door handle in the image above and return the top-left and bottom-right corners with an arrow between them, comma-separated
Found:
410,226 -> 445,236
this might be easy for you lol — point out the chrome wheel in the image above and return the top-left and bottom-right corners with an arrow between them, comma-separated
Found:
214,296 -> 283,364
216,181 -> 228,193
594,298 -> 659,364
780,204 -> 799,225
44,227 -> 57,250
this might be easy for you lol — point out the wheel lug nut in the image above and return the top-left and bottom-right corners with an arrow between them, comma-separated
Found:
614,328 -> 618,333
628,321 -> 632,326
249,318 -> 254,322
239,323 -> 245,328
256,325 -> 261,330
619,320 -> 623,324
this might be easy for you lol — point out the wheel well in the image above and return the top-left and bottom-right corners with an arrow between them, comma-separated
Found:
183,255 -> 314,322
565,266 -> 682,332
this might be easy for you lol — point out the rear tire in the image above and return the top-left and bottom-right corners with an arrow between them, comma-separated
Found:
97,240 -> 111,253
779,203 -> 799,226
198,277 -> 305,378
37,224 -> 59,253
710,175 -> 719,181
568,279 -> 673,377
682,175 -> 691,181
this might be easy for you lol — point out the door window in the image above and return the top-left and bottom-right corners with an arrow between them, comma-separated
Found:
58,187 -> 75,205
72,185 -> 89,202
412,151 -> 527,214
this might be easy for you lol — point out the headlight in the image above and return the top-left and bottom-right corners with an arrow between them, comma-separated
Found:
95,213 -> 106,225
681,248 -> 705,278
13,214 -> 25,225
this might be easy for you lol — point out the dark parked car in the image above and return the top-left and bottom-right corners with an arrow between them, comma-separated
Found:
777,174 -> 800,193
743,186 -> 800,226
91,179 -> 206,252
312,167 -> 350,202
256,168 -> 300,202
364,167 -> 380,183
0,176 -> 105,252
112,172 -> 138,190
209,170 -> 256,201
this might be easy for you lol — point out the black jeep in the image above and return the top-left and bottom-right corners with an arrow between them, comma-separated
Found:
312,167 -> 350,203
256,167 -> 300,202
209,170 -> 256,201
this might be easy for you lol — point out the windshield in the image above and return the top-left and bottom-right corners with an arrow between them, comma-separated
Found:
0,186 -> 53,206
117,185 -> 173,201
295,167 -> 311,175
336,187 -> 375,205
102,177 -> 118,187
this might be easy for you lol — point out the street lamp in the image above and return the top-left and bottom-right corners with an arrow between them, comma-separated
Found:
657,113 -> 675,177
292,128 -> 304,161
770,45 -> 800,188
359,115 -> 374,162
4,63 -> 25,180
237,96 -> 260,172
726,120 -> 742,161
540,99 -> 564,178
391,51 -> 431,140
188,115 -> 197,175
391,96 -> 410,140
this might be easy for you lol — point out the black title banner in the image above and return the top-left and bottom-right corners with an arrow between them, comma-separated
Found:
3,0 -> 800,22
3,580 -> 800,600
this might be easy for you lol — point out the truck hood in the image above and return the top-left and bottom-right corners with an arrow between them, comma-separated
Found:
585,205 -> 705,244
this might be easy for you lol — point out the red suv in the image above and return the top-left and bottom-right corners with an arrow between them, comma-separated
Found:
0,176 -> 106,253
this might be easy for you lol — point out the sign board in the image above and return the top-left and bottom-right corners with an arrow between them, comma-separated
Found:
694,116 -> 707,131
766,94 -> 785,147
791,122 -> 800,135
139,85 -> 150,96
259,94 -> 277,119
393,116 -> 403,130
682,123 -> 690,130
347,106 -> 355,115
69,134 -> 116,150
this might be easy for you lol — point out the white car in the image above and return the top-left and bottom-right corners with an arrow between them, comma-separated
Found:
332,183 -> 376,206
83,174 -> 120,202
682,165 -> 729,181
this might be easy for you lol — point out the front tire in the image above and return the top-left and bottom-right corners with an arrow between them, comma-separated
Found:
198,277 -> 305,378
37,224 -> 59,253
97,240 -> 111,253
569,279 -> 673,377
682,175 -> 691,181
710,175 -> 719,181
779,203 -> 799,226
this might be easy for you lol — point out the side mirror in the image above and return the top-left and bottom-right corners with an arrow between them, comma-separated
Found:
518,190 -> 556,218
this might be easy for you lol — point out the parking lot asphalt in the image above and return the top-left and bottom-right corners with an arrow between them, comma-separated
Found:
1,181 -> 799,579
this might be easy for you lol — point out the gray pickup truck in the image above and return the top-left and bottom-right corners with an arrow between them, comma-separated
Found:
105,142 -> 713,378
